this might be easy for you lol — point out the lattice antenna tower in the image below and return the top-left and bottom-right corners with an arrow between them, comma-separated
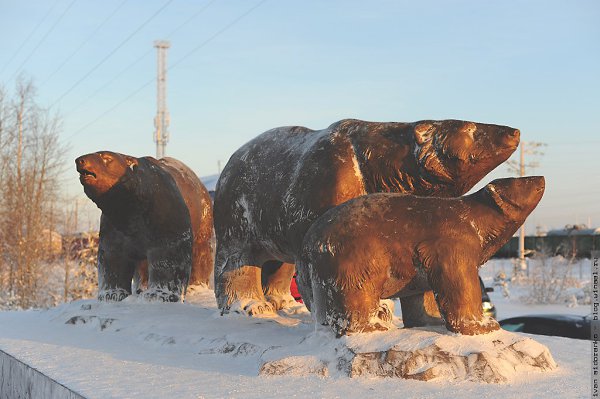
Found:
153,40 -> 170,159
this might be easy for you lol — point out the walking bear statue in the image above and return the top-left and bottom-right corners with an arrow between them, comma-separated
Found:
213,118 -> 520,322
76,151 -> 213,302
296,176 -> 545,336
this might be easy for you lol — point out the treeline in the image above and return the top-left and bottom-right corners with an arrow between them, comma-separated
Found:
0,78 -> 97,309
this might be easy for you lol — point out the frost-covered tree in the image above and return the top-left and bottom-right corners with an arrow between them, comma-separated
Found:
64,231 -> 99,301
0,77 -> 66,308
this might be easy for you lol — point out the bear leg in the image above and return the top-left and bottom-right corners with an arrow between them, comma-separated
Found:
421,241 -> 499,335
400,291 -> 444,328
328,288 -> 392,336
97,236 -> 136,302
262,261 -> 298,310
144,233 -> 193,302
311,274 -> 392,336
214,247 -> 274,315
189,239 -> 214,287
132,260 -> 148,294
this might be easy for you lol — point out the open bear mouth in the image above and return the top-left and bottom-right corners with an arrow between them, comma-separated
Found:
78,168 -> 96,179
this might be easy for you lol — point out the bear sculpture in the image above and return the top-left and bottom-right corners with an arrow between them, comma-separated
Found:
76,151 -> 213,302
296,176 -> 545,336
214,119 -> 520,318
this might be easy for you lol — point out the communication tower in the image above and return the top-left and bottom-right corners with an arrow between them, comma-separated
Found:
153,40 -> 170,159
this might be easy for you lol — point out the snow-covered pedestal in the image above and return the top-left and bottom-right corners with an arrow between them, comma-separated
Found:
0,288 -> 584,398
259,327 -> 557,383
345,329 -> 556,382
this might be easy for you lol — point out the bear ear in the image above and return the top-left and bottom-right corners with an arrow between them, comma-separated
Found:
414,123 -> 435,145
125,156 -> 138,171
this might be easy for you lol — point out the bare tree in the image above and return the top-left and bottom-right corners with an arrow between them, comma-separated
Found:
0,77 -> 67,308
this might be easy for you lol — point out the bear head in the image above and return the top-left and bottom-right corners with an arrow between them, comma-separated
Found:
76,151 -> 139,201
483,176 -> 545,223
412,120 -> 520,196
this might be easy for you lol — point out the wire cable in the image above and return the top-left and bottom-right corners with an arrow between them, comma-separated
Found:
8,0 -> 78,83
0,0 -> 61,77
64,0 -> 218,119
49,0 -> 175,109
40,0 -> 129,89
169,0 -> 267,71
64,0 -> 267,140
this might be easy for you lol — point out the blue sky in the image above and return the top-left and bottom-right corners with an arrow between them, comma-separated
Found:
1,0 -> 598,232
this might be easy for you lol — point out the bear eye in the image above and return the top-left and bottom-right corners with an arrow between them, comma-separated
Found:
469,154 -> 476,163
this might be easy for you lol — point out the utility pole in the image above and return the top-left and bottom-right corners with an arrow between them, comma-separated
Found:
153,40 -> 170,159
507,140 -> 546,278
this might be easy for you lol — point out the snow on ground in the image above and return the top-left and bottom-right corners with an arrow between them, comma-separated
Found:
477,257 -> 591,320
0,258 -> 593,398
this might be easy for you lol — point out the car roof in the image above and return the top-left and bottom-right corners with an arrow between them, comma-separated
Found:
500,314 -> 587,323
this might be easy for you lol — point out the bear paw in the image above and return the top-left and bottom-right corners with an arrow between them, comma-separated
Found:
331,316 -> 392,337
265,293 -> 300,311
228,298 -> 276,316
446,315 -> 500,335
362,321 -> 393,334
377,299 -> 395,323
142,288 -> 181,303
98,289 -> 129,302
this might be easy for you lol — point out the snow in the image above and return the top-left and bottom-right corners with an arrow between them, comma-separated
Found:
0,350 -> 85,399
0,258 -> 593,398
478,257 -> 591,319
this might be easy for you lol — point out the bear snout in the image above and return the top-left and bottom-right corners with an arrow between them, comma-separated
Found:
75,155 -> 87,167
75,155 -> 92,174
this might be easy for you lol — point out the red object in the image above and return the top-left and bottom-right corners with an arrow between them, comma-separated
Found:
290,273 -> 303,303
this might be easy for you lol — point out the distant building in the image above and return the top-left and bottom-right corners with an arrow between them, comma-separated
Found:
494,224 -> 600,258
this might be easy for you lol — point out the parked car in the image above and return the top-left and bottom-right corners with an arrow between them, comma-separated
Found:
290,275 -> 497,320
499,314 -> 591,340
480,277 -> 497,319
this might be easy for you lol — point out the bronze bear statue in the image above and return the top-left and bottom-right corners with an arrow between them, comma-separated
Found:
76,151 -> 213,302
214,119 -> 520,318
296,176 -> 545,336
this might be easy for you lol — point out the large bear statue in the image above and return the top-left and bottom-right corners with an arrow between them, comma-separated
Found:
76,151 -> 213,302
297,176 -> 545,336
213,119 -> 520,317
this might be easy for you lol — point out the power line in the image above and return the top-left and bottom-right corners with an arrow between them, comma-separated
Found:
166,0 -> 219,40
64,80 -> 152,142
63,0 -> 218,119
49,0 -> 175,109
0,0 -> 61,77
64,0 -> 267,141
543,140 -> 600,145
40,0 -> 129,89
169,0 -> 267,71
7,0 -> 78,83
543,192 -> 600,201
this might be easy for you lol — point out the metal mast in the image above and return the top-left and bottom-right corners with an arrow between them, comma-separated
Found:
153,40 -> 170,159
507,140 -> 546,277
